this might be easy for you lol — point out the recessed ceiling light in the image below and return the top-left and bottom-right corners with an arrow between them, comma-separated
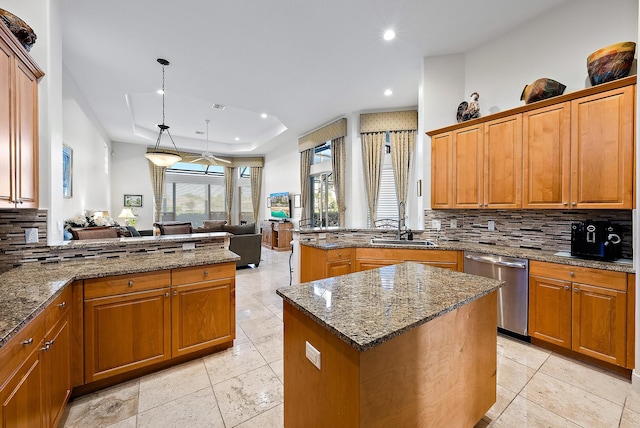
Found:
195,131 -> 205,135
383,30 -> 395,41
235,137 -> 240,141
156,89 -> 164,95
261,113 -> 268,119
384,89 -> 393,96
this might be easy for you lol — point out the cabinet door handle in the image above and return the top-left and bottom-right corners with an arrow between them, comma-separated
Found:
203,270 -> 209,276
41,344 -> 50,351
164,292 -> 169,297
569,272 -> 575,277
574,287 -> 579,293
22,338 -> 33,346
563,202 -> 568,206
128,280 -> 134,287
58,301 -> 66,308
571,202 -> 577,206
564,285 -> 569,290
173,290 -> 177,296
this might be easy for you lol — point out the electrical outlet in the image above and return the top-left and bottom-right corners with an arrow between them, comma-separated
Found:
25,228 -> 39,244
450,219 -> 457,229
432,220 -> 441,231
305,341 -> 321,370
488,220 -> 495,231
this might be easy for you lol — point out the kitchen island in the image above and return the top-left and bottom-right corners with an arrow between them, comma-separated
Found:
277,262 -> 503,427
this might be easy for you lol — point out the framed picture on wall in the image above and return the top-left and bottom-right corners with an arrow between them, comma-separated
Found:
62,145 -> 72,198
124,194 -> 143,207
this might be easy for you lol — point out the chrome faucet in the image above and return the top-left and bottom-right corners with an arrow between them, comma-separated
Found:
397,201 -> 406,240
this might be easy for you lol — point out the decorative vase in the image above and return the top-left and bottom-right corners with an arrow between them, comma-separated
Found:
587,41 -> 636,86
520,78 -> 566,104
0,9 -> 37,52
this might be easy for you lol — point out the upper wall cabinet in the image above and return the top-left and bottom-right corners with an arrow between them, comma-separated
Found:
428,76 -> 636,210
0,24 -> 44,209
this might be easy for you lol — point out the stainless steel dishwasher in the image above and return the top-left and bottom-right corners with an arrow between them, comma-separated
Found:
463,251 -> 529,336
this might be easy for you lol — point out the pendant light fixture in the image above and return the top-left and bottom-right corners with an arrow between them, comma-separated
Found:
145,58 -> 182,167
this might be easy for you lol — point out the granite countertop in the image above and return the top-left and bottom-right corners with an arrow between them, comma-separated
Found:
277,262 -> 503,352
299,240 -> 635,274
48,231 -> 230,249
0,248 -> 239,349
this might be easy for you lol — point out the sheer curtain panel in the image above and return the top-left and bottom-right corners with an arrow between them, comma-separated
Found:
148,161 -> 166,222
361,132 -> 385,224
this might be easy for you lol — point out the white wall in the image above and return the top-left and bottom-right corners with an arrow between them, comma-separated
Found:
465,0 -> 638,116
110,142 -> 155,230
263,140 -> 300,224
62,68 -> 112,222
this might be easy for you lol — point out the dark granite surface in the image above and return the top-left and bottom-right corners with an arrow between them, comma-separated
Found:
300,240 -> 634,273
48,231 -> 230,249
277,262 -> 502,352
0,248 -> 239,349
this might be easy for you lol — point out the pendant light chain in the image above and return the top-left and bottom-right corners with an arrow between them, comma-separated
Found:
161,63 -> 166,126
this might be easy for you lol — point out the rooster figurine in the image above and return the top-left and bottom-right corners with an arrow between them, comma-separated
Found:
456,92 -> 480,123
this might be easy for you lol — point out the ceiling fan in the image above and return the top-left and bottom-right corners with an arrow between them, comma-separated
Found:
190,119 -> 231,164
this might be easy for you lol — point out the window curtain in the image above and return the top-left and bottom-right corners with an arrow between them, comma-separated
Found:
250,166 -> 262,226
331,136 -> 346,227
361,132 -> 385,224
389,130 -> 416,210
224,166 -> 237,224
300,149 -> 312,221
148,161 -> 166,223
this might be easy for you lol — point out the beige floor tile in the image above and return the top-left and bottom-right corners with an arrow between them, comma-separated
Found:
483,384 -> 516,423
138,359 -> 211,413
625,387 -> 640,413
137,387 -> 224,428
239,314 -> 284,341
252,331 -> 284,363
213,365 -> 284,427
270,359 -> 284,384
620,407 -> 640,428
520,371 -> 623,427
236,302 -> 274,322
203,341 -> 268,385
491,396 -> 581,427
235,402 -> 284,428
61,380 -> 139,428
105,415 -> 137,428
234,324 -> 250,344
497,335 -> 550,370
539,354 -> 630,405
496,354 -> 536,394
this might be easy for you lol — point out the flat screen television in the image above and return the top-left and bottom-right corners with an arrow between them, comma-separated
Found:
269,192 -> 290,219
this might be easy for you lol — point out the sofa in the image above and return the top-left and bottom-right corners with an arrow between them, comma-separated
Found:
192,221 -> 262,268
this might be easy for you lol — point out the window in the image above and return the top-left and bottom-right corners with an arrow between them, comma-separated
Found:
311,172 -> 338,227
375,151 -> 398,223
313,141 -> 331,165
239,183 -> 253,223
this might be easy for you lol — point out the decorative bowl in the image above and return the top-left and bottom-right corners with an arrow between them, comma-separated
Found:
521,78 -> 566,104
587,41 -> 636,86
0,9 -> 37,52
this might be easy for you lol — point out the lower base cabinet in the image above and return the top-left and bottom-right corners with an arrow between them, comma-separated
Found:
354,248 -> 461,272
529,261 -> 629,368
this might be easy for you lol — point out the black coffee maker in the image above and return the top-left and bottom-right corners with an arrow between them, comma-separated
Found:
570,220 -> 622,260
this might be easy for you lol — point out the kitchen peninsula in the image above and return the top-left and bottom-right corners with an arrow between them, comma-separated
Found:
277,262 -> 503,427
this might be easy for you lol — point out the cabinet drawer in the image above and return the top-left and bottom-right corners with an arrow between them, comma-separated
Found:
530,261 -> 627,291
45,284 -> 72,331
356,248 -> 458,263
0,312 -> 44,383
84,270 -> 171,299
172,262 -> 235,285
326,248 -> 352,262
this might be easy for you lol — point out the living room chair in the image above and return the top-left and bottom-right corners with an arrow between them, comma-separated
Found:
154,222 -> 193,235
71,226 -> 119,240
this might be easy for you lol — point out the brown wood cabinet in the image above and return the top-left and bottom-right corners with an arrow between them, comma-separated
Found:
0,24 -> 44,209
429,76 -> 636,210
570,85 -> 634,209
529,261 -> 629,367
171,264 -> 235,357
300,246 -> 353,282
523,102 -> 571,208
430,132 -> 453,208
262,221 -> 293,251
0,312 -> 45,428
83,264 -> 235,383
355,247 -> 461,272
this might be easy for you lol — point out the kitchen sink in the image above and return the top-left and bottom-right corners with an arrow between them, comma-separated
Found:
370,238 -> 437,247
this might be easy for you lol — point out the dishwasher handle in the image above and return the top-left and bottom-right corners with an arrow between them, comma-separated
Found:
464,254 -> 527,269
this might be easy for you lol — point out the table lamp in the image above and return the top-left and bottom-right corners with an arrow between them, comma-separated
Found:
118,208 -> 136,226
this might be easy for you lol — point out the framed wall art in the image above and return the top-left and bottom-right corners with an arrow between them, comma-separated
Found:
124,194 -> 143,207
62,145 -> 73,198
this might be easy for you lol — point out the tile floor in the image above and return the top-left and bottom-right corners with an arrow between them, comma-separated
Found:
60,248 -> 640,427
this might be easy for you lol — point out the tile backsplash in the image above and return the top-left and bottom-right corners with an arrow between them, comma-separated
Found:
422,209 -> 633,259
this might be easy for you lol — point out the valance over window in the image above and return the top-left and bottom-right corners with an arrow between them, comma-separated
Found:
298,118 -> 347,152
359,110 -> 418,134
